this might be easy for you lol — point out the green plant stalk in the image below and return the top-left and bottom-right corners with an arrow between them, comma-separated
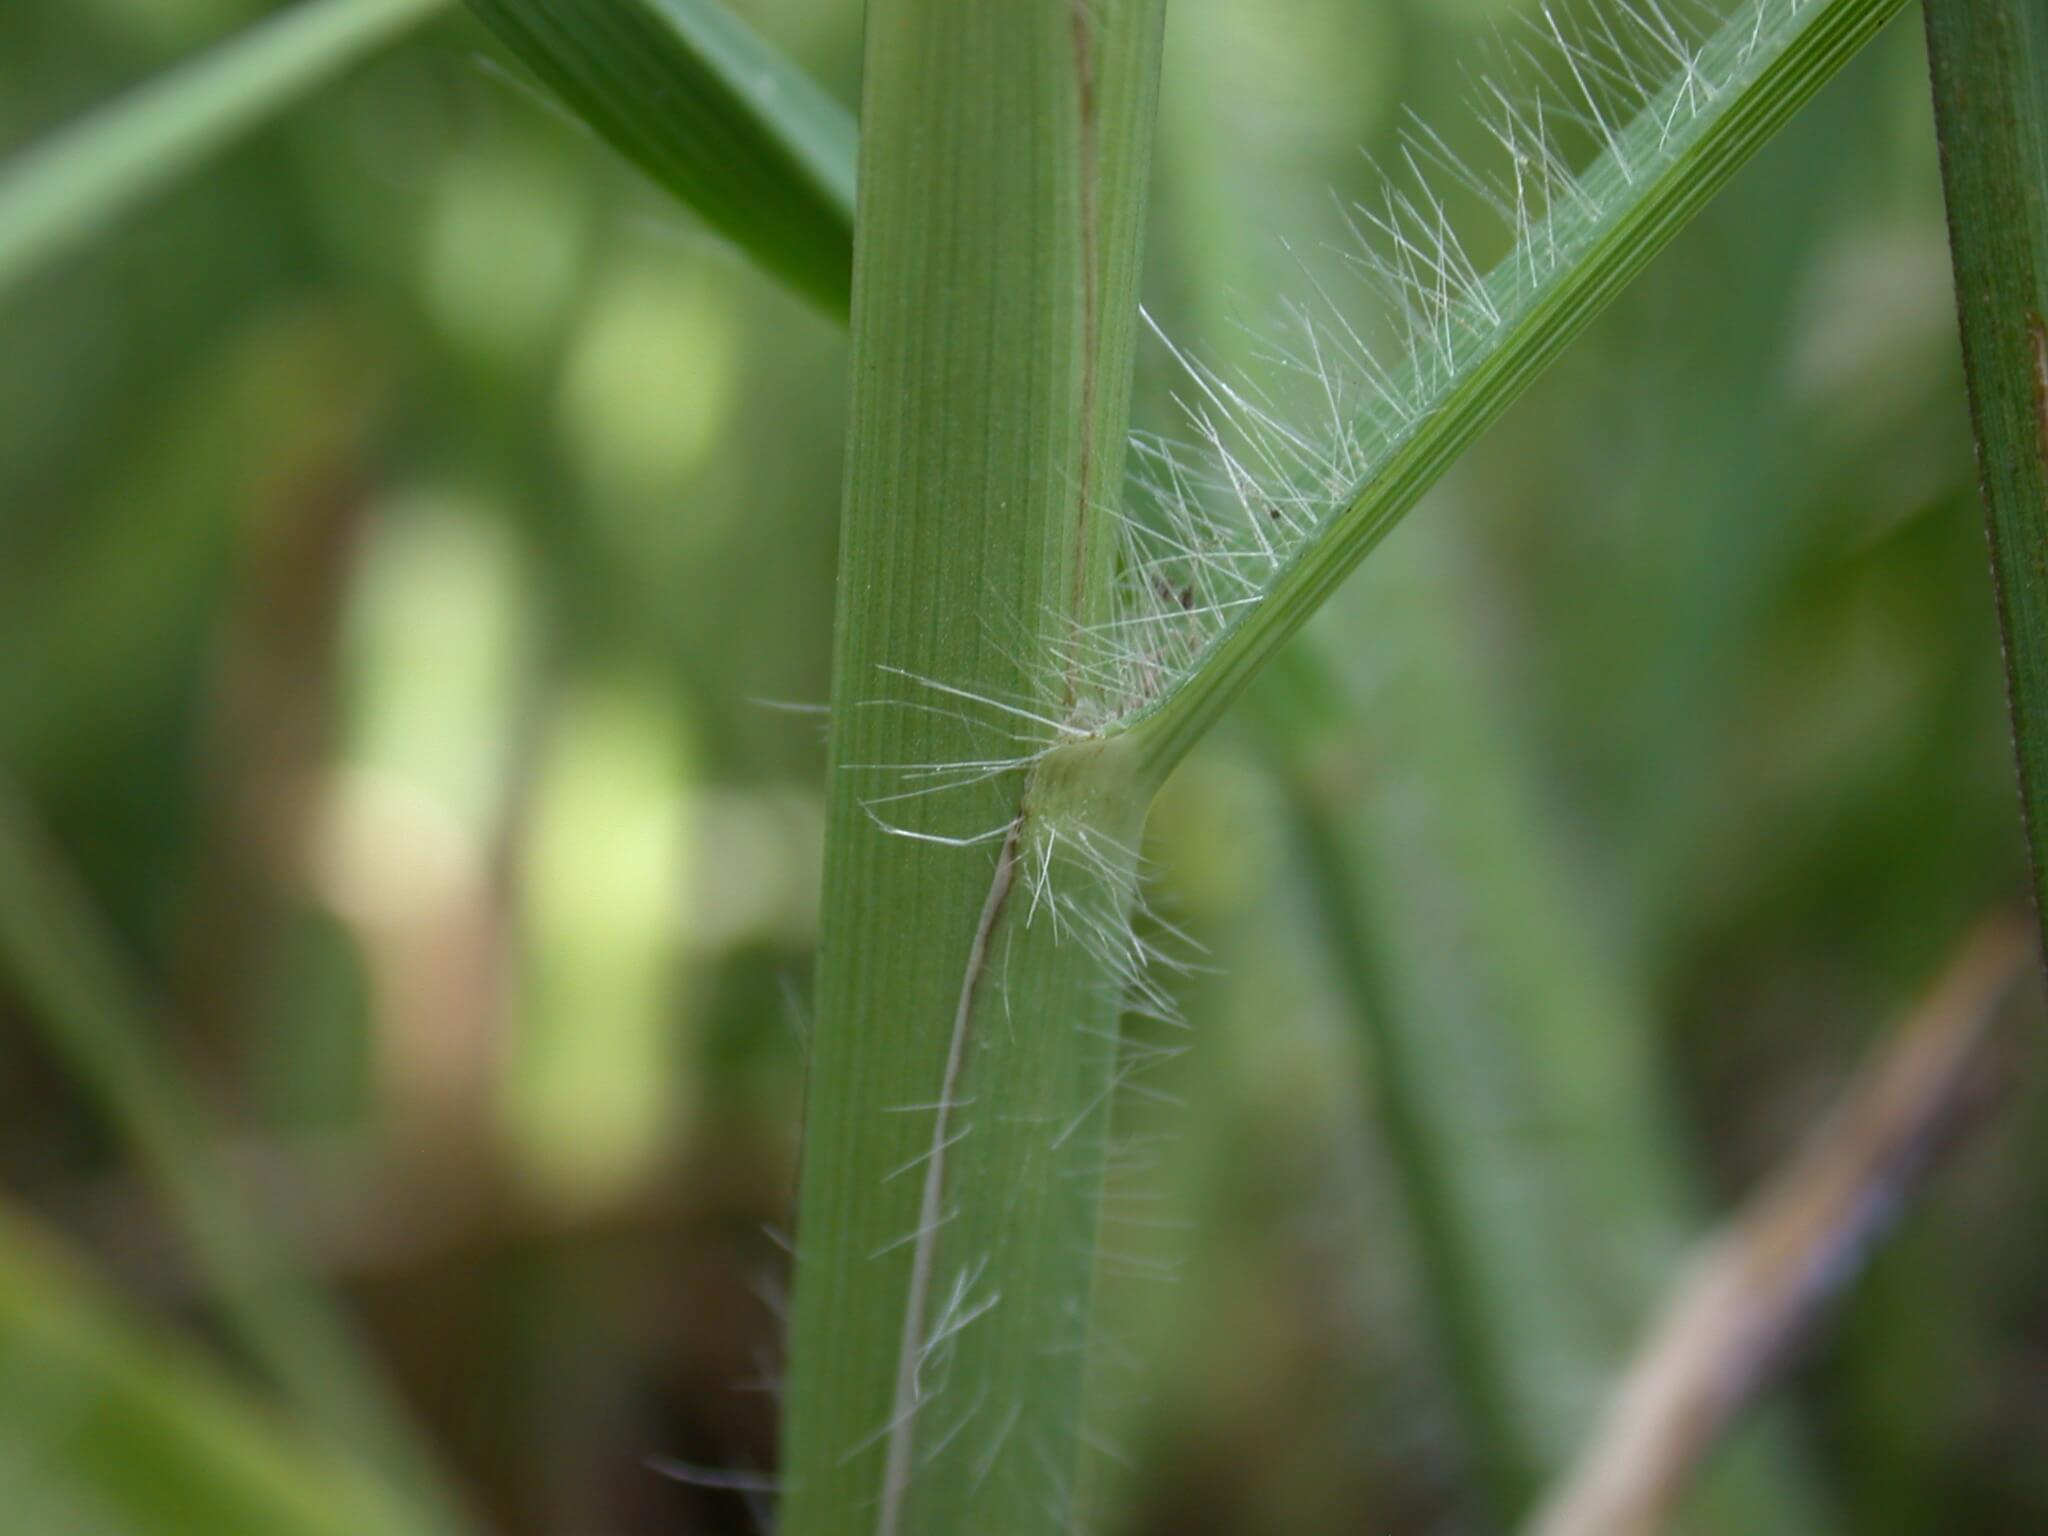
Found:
463,0 -> 857,317
779,4 -> 1164,1533
0,1200 -> 404,1536
1923,0 -> 2048,963
0,0 -> 446,303
1118,0 -> 1911,782
0,793 -> 469,1536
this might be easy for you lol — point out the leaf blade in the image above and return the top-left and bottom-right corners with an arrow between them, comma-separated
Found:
465,0 -> 857,316
1117,0 -> 1914,783
1923,0 -> 2048,968
0,0 -> 446,303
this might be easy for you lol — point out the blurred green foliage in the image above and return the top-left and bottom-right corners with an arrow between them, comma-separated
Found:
0,1 -> 2042,1533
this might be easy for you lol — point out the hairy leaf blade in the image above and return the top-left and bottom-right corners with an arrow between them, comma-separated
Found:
1115,0 -> 1914,781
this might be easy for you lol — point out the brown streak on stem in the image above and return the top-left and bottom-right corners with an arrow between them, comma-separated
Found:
875,817 -> 1023,1536
1065,0 -> 1101,680
1525,915 -> 2031,1536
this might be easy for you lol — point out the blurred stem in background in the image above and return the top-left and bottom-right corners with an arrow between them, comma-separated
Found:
1253,568 -> 1824,1534
1534,59 -> 1912,967
1529,915 -> 2029,1536
0,1198 -> 403,1535
1155,4 -> 1858,1520
0,793 -> 472,1536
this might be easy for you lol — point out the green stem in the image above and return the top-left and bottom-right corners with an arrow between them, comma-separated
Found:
0,0 -> 447,303
1922,0 -> 2048,968
779,5 -> 1164,1533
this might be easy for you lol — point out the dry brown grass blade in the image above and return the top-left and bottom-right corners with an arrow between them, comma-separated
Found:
1526,915 -> 2032,1536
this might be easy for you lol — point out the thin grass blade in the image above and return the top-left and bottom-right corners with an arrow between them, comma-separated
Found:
1923,0 -> 2048,969
0,0 -> 446,303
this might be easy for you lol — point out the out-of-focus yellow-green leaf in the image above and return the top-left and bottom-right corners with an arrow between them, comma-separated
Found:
0,1203 -> 400,1536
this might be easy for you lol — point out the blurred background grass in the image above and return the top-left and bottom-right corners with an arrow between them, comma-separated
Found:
1,0 -> 2043,1532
